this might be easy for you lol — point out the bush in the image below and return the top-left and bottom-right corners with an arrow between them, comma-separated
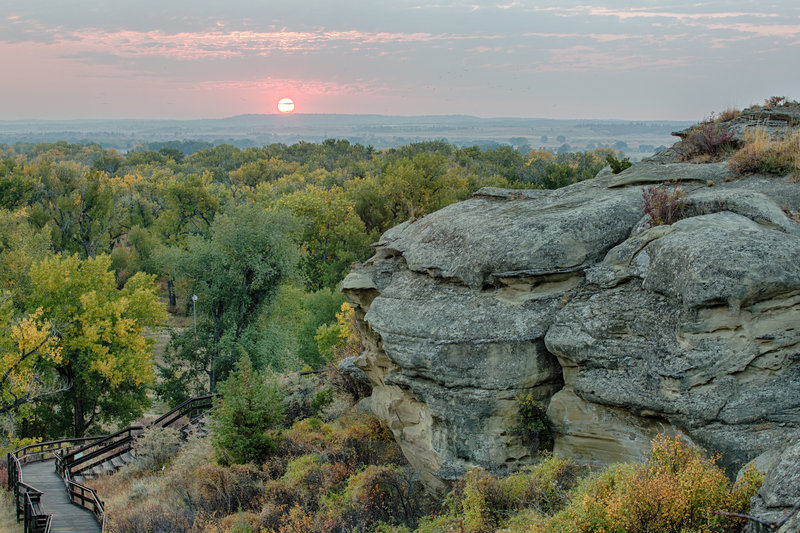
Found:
642,186 -> 687,226
729,128 -> 800,177
513,393 -> 553,452
319,464 -> 429,531
209,354 -> 285,465
416,455 -> 581,533
682,121 -> 736,159
533,435 -> 763,533
129,426 -> 181,474
606,153 -> 632,174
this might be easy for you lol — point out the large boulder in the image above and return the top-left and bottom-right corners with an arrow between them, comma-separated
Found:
343,117 -> 800,485
746,442 -> 800,532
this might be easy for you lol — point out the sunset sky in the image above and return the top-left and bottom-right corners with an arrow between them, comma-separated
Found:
2,1 -> 798,121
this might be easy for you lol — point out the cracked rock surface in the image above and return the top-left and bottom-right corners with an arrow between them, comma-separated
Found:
343,124 -> 800,485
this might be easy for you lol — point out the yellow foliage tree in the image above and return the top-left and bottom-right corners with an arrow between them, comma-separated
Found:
27,253 -> 167,437
0,294 -> 63,446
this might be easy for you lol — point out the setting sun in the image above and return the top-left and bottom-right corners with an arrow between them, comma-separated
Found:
277,98 -> 295,113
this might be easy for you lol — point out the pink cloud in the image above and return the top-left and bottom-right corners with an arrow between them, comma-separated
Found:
701,23 -> 800,38
530,44 -> 687,73
582,8 -> 778,22
4,24 -> 503,62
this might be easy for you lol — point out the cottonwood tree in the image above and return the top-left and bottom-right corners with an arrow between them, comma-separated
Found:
27,254 -> 166,437
0,293 -> 66,446
160,204 -> 297,399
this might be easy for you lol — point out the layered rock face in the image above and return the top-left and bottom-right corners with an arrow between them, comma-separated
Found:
342,117 -> 800,484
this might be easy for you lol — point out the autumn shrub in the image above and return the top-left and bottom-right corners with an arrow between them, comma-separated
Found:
161,435 -> 215,506
729,128 -> 800,177
762,95 -> 794,109
417,455 -> 582,533
714,107 -> 741,122
642,186 -> 687,225
318,464 -> 430,531
681,121 -> 736,159
276,417 -> 336,462
192,463 -> 265,515
0,461 -> 7,490
218,510 -> 261,533
106,498 -> 195,533
529,435 -> 764,533
329,414 -> 406,467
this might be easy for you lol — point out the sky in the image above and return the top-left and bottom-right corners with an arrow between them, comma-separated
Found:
1,1 -> 798,121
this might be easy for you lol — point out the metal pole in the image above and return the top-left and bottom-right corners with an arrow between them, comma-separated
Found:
192,295 -> 198,395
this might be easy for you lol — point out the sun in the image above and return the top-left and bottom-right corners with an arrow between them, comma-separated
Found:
277,98 -> 295,113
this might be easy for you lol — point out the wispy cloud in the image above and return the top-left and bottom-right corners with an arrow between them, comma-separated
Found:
583,7 -> 779,22
530,45 -> 688,73
1,21 -> 503,62
200,76 -> 387,96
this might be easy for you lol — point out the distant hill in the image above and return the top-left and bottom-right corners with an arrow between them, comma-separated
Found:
0,114 -> 693,158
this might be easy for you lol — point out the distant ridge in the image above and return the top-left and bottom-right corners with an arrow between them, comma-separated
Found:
0,114 -> 693,156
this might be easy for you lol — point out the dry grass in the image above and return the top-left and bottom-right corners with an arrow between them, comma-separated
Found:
0,489 -> 23,533
714,108 -> 741,122
730,128 -> 800,177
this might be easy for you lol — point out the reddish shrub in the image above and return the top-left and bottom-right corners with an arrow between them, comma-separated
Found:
642,187 -> 687,226
683,122 -> 735,158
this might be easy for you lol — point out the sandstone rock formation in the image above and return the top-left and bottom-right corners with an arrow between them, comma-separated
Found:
746,441 -> 800,532
342,110 -> 800,485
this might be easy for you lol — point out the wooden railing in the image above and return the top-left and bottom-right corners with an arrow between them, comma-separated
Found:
7,395 -> 215,533
7,454 -> 51,533
7,436 -> 106,533
56,394 -> 214,479
67,480 -> 105,530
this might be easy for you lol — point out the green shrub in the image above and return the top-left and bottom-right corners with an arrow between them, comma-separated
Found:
512,393 -> 553,452
606,153 -> 632,174
417,456 -> 582,533
209,354 -> 285,465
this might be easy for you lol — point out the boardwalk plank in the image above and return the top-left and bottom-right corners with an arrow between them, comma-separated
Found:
20,460 -> 101,533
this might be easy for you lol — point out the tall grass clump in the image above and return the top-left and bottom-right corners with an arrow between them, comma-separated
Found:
730,127 -> 800,178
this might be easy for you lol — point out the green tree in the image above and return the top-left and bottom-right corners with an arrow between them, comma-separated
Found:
297,288 -> 347,368
0,208 -> 52,301
279,185 -> 372,290
27,254 -> 167,437
33,163 -> 124,258
209,353 -> 284,465
166,205 -> 297,393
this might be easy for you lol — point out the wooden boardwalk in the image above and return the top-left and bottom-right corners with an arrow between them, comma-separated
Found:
20,459 -> 100,533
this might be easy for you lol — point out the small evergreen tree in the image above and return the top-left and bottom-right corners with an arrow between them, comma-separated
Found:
209,354 -> 284,464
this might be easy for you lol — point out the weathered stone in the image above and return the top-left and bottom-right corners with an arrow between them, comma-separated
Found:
338,356 -> 370,387
343,116 -> 800,485
746,441 -> 800,533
